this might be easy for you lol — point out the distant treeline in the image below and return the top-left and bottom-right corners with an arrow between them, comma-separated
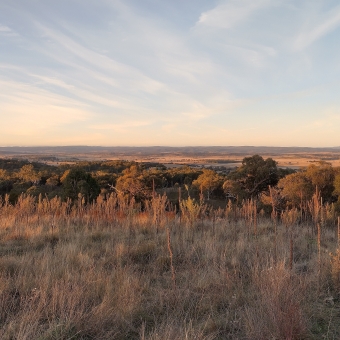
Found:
0,156 -> 340,215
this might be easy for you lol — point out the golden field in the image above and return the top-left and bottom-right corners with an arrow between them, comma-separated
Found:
0,193 -> 339,339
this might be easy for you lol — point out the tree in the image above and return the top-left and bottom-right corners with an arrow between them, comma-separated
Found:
0,175 -> 12,196
140,168 -> 168,192
223,179 -> 246,202
115,165 -> 149,200
305,162 -> 335,202
0,169 -> 8,180
192,169 -> 223,200
62,168 -> 100,203
227,155 -> 279,199
278,172 -> 314,207
333,173 -> 340,198
46,175 -> 60,187
18,164 -> 40,184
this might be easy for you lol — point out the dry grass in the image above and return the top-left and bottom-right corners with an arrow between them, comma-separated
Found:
0,194 -> 339,339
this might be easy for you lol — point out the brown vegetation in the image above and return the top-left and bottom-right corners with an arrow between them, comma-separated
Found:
0,192 -> 339,339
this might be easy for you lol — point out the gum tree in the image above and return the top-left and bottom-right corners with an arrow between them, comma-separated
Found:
62,168 -> 100,203
226,155 -> 279,199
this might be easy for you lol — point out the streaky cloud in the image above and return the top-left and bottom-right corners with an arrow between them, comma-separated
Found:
196,0 -> 272,29
293,5 -> 340,50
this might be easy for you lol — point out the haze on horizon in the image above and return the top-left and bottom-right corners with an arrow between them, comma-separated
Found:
1,0 -> 340,148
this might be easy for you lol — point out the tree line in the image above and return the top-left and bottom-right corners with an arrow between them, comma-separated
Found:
0,155 -> 340,214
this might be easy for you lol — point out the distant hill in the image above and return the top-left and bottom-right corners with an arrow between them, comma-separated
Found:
1,145 -> 340,154
1,145 -> 340,157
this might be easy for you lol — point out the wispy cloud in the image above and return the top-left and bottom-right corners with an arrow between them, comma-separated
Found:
0,79 -> 92,135
196,0 -> 271,29
1,1 -> 340,147
0,24 -> 11,32
92,121 -> 152,133
34,22 -> 165,95
293,5 -> 340,50
0,24 -> 18,36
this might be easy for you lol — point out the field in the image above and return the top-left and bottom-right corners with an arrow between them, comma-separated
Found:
0,192 -> 340,339
1,146 -> 340,169
1,147 -> 340,339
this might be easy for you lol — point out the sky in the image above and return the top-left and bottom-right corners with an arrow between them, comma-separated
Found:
1,0 -> 340,147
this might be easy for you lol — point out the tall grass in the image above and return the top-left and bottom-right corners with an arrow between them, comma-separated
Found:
0,193 -> 339,339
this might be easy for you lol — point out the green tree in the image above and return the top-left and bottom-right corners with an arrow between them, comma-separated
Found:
0,170 -> 12,196
115,165 -> 149,200
62,168 -> 100,203
192,169 -> 223,200
46,175 -> 60,187
0,169 -> 8,180
278,172 -> 314,207
165,166 -> 200,187
223,179 -> 247,202
305,162 -> 335,202
227,155 -> 279,199
333,173 -> 340,198
18,164 -> 40,184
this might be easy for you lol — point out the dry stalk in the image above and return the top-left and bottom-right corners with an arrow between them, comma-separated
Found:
289,225 -> 293,271
253,200 -> 257,238
178,187 -> 181,225
317,222 -> 321,276
268,185 -> 277,223
166,226 -> 176,290
338,216 -> 340,248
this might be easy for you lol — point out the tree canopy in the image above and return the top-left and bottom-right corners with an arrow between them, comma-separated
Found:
226,155 -> 279,199
192,169 -> 223,200
278,172 -> 314,207
305,162 -> 335,201
62,168 -> 100,203
115,165 -> 149,200
18,164 -> 40,184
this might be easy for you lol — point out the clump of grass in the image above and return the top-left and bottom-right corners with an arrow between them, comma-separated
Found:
330,248 -> 340,291
244,262 -> 307,340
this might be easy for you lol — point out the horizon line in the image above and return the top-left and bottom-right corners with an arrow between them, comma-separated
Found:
1,145 -> 340,149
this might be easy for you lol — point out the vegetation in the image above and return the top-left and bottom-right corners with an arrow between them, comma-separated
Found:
62,168 -> 100,203
0,155 -> 340,339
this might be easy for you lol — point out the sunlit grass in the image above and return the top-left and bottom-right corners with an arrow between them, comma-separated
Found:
0,193 -> 339,339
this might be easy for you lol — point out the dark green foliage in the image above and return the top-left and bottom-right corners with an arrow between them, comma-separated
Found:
62,168 -> 100,203
66,160 -> 136,174
277,167 -> 296,178
227,155 -> 279,198
334,173 -> 340,204
0,180 -> 13,196
1,156 -> 339,215
164,166 -> 200,187
0,159 -> 55,173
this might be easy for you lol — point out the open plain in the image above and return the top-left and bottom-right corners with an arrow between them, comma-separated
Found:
1,146 -> 340,169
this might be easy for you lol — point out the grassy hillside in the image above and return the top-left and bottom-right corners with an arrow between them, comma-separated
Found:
0,194 -> 339,339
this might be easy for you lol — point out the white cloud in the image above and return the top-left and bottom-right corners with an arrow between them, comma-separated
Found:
34,22 -> 165,95
196,0 -> 271,29
0,79 -> 93,137
0,24 -> 18,36
293,5 -> 340,50
92,121 -> 152,133
1,0 -> 340,147
0,24 -> 11,32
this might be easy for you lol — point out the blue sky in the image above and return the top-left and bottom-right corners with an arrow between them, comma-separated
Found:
1,0 -> 340,147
